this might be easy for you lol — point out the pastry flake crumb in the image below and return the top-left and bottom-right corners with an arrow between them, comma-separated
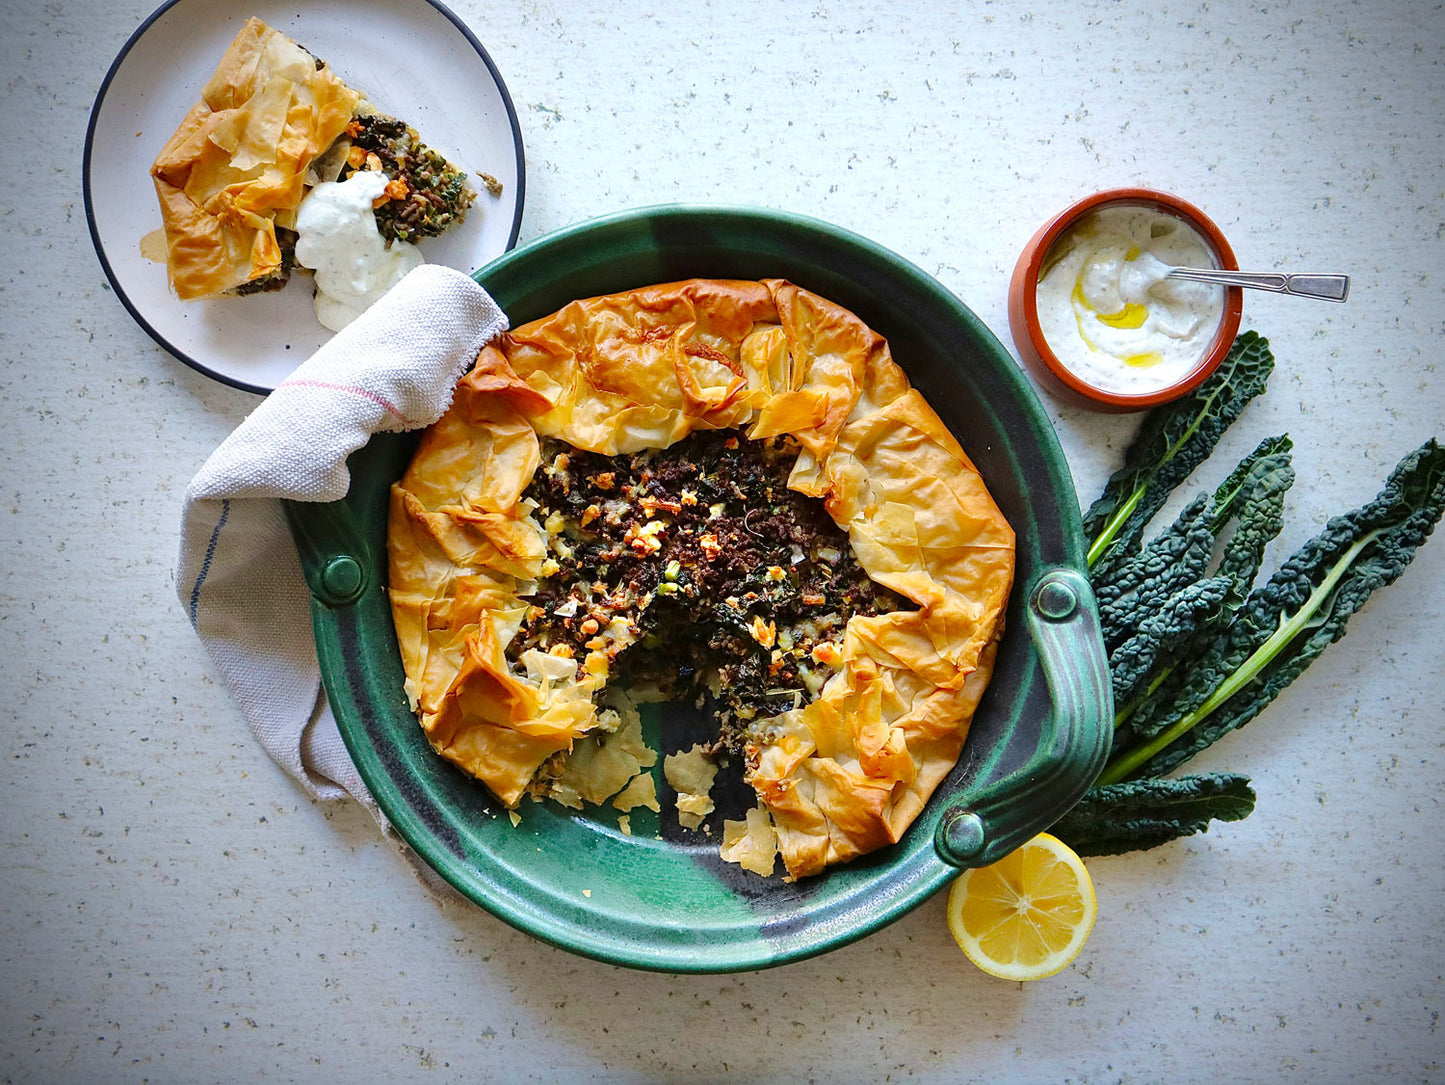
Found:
721,807 -> 779,877
665,744 -> 718,830
612,772 -> 661,813
550,713 -> 657,808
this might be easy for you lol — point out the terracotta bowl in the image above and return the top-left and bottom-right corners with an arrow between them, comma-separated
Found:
1008,187 -> 1244,413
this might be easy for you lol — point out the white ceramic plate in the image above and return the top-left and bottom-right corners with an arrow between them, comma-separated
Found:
85,0 -> 525,393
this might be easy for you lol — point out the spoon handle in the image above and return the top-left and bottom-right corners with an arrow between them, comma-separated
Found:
1166,267 -> 1350,302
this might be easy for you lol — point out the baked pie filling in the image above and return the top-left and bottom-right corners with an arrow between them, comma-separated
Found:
512,430 -> 911,752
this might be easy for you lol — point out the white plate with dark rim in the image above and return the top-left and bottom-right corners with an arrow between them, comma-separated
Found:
85,0 -> 525,394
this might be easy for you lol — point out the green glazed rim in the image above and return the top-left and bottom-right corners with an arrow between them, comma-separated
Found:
290,205 -> 1112,973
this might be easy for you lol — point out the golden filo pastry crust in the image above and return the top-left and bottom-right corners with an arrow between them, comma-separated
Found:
388,279 -> 1015,878
150,17 -> 360,299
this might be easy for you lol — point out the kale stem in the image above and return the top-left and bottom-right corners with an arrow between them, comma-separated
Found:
1086,377 -> 1233,567
1113,667 -> 1172,729
1087,485 -> 1144,566
1097,530 -> 1381,784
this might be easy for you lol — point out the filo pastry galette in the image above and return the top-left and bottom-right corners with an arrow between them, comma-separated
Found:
387,279 -> 1015,880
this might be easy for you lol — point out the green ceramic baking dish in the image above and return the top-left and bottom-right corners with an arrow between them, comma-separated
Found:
284,205 -> 1112,973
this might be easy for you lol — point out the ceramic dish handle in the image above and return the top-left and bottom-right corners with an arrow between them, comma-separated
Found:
283,499 -> 372,608
933,567 -> 1112,869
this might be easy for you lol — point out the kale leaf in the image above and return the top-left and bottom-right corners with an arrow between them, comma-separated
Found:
1052,773 -> 1257,857
1209,434 -> 1295,604
1099,436 -> 1295,715
1107,574 -> 1231,709
1083,331 -> 1274,579
1102,438 -> 1445,783
1065,330 -> 1441,856
1096,492 -> 1216,649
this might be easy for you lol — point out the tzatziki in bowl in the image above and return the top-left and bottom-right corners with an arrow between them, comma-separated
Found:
1009,189 -> 1244,412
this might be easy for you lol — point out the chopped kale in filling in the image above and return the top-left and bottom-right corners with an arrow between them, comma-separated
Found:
511,430 -> 911,742
342,114 -> 476,243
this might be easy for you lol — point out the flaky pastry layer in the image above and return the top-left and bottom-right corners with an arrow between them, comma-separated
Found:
387,279 -> 1015,879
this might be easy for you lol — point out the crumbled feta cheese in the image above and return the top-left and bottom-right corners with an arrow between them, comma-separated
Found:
625,520 -> 667,555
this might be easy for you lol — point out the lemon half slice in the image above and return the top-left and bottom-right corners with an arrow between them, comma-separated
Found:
946,832 -> 1097,981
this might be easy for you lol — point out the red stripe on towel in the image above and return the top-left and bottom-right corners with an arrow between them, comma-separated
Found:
278,379 -> 415,426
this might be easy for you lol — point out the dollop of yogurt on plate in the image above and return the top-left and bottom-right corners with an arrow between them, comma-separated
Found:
1036,206 -> 1225,395
295,170 -> 423,332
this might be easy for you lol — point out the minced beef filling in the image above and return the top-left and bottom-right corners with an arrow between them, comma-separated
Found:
510,430 -> 910,742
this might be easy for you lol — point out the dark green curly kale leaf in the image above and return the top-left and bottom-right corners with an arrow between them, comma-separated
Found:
1101,438 -> 1445,784
1099,436 -> 1295,714
1210,434 -> 1295,604
1084,332 -> 1274,580
1107,575 -> 1232,709
1052,773 -> 1257,857
1096,492 -> 1216,648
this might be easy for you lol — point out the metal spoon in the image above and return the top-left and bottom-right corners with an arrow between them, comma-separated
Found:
1162,266 -> 1350,302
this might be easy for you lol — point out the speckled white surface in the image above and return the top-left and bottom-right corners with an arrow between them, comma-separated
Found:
3,0 -> 1443,1080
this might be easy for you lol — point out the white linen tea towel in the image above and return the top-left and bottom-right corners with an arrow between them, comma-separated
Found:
176,264 -> 508,837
